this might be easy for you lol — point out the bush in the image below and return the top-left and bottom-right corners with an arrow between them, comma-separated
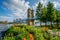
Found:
3,36 -> 15,40
3,25 -> 60,40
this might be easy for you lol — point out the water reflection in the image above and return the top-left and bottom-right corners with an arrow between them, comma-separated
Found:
0,24 -> 12,32
0,24 -> 12,39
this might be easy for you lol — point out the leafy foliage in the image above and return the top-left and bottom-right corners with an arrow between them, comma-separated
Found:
3,25 -> 60,40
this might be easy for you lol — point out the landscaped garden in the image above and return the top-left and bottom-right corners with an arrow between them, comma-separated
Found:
2,1 -> 60,40
3,24 -> 60,40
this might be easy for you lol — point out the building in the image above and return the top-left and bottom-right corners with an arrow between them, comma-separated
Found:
13,18 -> 22,23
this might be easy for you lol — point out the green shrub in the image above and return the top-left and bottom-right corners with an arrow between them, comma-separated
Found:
3,36 -> 15,40
3,25 -> 60,40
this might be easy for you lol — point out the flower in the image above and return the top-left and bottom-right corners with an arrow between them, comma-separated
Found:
29,34 -> 34,40
23,38 -> 27,40
44,27 -> 49,31
14,24 -> 17,27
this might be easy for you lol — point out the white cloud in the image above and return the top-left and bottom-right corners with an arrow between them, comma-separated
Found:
2,0 -> 30,22
0,16 -> 14,22
53,1 -> 60,9
32,0 -> 48,11
33,3 -> 38,11
33,0 -> 60,11
32,0 -> 60,18
1,0 -> 60,22
40,0 -> 48,6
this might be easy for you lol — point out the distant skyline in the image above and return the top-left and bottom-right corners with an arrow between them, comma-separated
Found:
0,0 -> 60,22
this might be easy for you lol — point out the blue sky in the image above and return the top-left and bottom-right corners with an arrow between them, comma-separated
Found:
0,0 -> 60,22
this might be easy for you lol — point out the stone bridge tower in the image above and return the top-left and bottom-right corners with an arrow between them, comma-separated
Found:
27,8 -> 34,26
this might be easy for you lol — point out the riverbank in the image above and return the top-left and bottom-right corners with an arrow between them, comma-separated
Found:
2,25 -> 60,40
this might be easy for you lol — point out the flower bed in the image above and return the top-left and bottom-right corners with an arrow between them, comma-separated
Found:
3,25 -> 60,40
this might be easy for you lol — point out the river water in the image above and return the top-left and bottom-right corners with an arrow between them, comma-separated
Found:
0,24 -> 12,39
0,24 -> 12,32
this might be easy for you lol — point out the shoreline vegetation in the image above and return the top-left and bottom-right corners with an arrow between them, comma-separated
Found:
2,24 -> 60,40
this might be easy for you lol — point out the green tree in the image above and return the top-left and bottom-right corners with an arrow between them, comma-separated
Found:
36,2 -> 42,26
51,9 -> 58,27
46,1 -> 55,27
55,11 -> 60,28
41,6 -> 47,26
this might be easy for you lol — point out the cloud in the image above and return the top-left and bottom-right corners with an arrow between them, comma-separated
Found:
33,0 -> 60,11
0,16 -> 14,22
40,0 -> 48,6
1,0 -> 60,22
32,0 -> 48,10
53,1 -> 60,10
32,0 -> 60,18
2,0 -> 30,22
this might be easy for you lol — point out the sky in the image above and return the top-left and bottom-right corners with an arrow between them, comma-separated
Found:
0,0 -> 60,22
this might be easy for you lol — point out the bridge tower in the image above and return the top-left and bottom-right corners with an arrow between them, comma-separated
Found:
27,8 -> 34,26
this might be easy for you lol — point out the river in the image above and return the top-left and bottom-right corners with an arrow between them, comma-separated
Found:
0,24 -> 12,39
0,24 -> 12,32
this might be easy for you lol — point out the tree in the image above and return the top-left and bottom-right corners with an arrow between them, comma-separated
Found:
41,6 -> 47,26
36,2 -> 42,26
55,11 -> 60,28
46,1 -> 55,27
